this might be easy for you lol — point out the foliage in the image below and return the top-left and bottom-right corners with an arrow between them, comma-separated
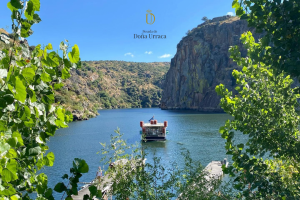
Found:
232,0 -> 300,77
216,32 -> 300,199
201,16 -> 209,22
54,158 -> 92,199
97,129 -> 233,199
0,0 -> 84,199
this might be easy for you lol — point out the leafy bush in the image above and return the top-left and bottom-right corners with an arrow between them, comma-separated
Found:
0,1 -> 88,199
216,32 -> 300,199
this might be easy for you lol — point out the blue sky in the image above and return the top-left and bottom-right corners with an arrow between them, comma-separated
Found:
0,0 -> 235,62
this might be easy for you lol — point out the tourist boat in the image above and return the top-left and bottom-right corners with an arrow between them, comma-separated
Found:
139,118 -> 168,141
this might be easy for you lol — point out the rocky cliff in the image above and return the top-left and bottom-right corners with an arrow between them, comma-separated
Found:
161,16 -> 262,112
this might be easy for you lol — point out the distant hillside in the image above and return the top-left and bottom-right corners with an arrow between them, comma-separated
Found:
0,28 -> 33,51
0,28 -> 12,50
1,28 -> 170,120
56,61 -> 170,120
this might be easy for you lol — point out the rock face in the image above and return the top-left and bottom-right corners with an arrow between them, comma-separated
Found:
161,16 -> 262,112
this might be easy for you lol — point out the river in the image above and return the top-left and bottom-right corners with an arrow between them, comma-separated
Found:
42,108 -> 236,199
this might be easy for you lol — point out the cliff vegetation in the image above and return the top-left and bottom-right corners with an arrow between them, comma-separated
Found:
55,61 -> 169,120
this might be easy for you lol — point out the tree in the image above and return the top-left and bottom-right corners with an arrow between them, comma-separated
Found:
232,0 -> 300,77
0,0 -> 84,199
215,1 -> 300,198
216,32 -> 300,199
186,30 -> 191,36
202,16 -> 209,22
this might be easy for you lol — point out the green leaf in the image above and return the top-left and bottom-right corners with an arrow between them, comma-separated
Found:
24,105 -> 31,117
33,13 -> 41,24
11,0 -> 22,8
12,131 -> 24,146
61,67 -> 70,79
45,188 -> 53,198
68,44 -> 80,63
29,89 -> 37,102
56,108 -> 64,121
89,185 -> 97,196
10,195 -> 18,200
55,119 -> 68,128
45,51 -> 60,67
54,83 -> 64,90
63,59 -> 71,69
73,158 -> 89,173
24,118 -> 35,127
3,94 -> 14,104
27,146 -> 41,156
16,60 -> 27,67
22,68 -> 35,81
45,152 -> 55,166
0,186 -> 16,196
236,7 -> 244,16
6,149 -> 17,158
7,138 -> 18,147
15,77 -> 27,103
41,72 -> 51,82
2,159 -> 18,182
54,182 -> 67,193
61,174 -> 68,179
8,0 -> 22,11
46,43 -> 53,50
31,0 -> 40,11
21,21 -> 32,38
232,0 -> 239,9
219,126 -> 226,134
7,2 -> 17,11
25,1 -> 34,20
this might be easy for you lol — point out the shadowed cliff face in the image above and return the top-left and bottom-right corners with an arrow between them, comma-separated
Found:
161,16 -> 262,112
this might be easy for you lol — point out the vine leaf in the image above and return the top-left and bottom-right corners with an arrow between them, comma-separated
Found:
15,76 -> 27,103
54,182 -> 67,193
31,0 -> 40,11
2,159 -> 18,182
68,44 -> 80,63
22,68 -> 35,82
7,0 -> 22,11
25,1 -> 34,20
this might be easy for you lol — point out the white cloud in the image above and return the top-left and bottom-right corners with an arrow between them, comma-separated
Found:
145,51 -> 153,55
159,54 -> 172,58
124,52 -> 134,57
227,12 -> 234,16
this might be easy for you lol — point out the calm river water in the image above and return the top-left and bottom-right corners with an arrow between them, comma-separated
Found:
43,108 -> 235,199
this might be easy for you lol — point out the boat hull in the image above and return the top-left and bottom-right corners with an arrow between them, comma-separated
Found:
143,136 -> 166,141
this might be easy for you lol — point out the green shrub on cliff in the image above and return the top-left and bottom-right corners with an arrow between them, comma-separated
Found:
56,60 -> 169,112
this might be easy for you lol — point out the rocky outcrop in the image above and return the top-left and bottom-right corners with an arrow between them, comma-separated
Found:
161,16 -> 262,112
72,109 -> 96,121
